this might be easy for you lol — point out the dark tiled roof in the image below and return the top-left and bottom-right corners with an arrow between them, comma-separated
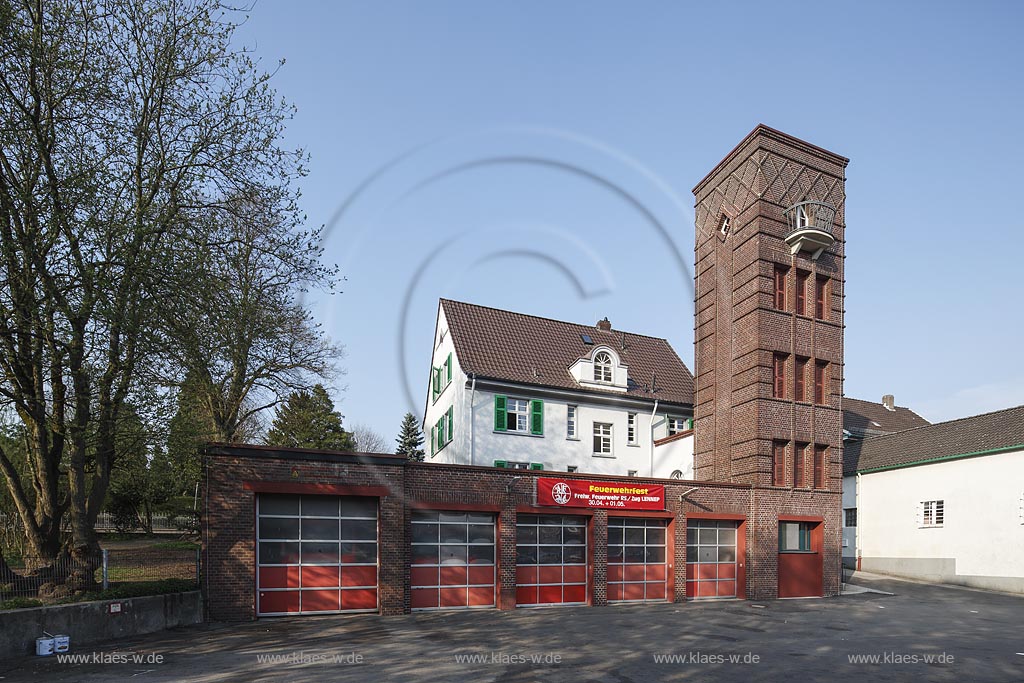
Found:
843,397 -> 931,437
441,299 -> 693,406
853,404 -> 1024,474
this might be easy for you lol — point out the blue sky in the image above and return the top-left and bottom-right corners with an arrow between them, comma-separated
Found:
234,1 -> 1024,443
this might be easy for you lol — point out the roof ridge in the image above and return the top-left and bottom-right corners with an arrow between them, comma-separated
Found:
859,403 -> 1024,443
440,298 -> 672,343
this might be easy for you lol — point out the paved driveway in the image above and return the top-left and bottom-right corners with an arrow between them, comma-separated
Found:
5,575 -> 1023,682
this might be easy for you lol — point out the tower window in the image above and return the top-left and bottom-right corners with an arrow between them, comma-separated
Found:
719,215 -> 731,236
593,351 -> 613,383
814,362 -> 828,404
773,265 -> 788,310
813,445 -> 827,488
772,441 -> 787,486
794,357 -> 808,402
773,353 -> 787,399
815,276 -> 829,320
794,442 -> 808,488
795,270 -> 809,315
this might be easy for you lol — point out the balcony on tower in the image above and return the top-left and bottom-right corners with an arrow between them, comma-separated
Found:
783,200 -> 836,260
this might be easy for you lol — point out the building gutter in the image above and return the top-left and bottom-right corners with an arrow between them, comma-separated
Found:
857,443 -> 1024,475
649,399 -> 659,477
469,373 -> 477,467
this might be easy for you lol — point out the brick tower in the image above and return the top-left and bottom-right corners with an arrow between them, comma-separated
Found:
692,125 -> 847,491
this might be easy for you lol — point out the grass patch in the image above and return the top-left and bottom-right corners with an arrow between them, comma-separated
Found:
54,578 -> 198,604
0,597 -> 43,610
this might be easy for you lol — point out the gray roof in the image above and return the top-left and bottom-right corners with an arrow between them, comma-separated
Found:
852,404 -> 1024,474
441,299 -> 693,406
843,397 -> 930,437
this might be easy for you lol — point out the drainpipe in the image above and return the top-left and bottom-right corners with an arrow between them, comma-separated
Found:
469,373 -> 477,466
649,399 -> 659,477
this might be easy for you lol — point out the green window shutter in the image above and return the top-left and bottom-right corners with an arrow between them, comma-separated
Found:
447,406 -> 454,442
530,399 -> 544,436
494,395 -> 507,432
432,368 -> 439,399
430,425 -> 436,455
437,417 -> 444,446
446,353 -> 453,383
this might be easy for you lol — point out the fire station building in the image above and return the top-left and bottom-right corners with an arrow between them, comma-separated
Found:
202,124 -> 848,620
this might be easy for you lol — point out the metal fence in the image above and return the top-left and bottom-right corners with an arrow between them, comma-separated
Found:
1,546 -> 199,603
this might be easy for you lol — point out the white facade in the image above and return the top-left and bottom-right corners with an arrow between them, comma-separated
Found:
857,448 -> 1024,593
423,307 -> 694,478
841,474 -> 856,564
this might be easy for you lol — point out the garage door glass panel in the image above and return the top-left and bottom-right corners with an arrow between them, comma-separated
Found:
411,510 -> 496,611
516,514 -> 588,607
256,494 -> 378,616
607,517 -> 668,603
686,519 -> 739,600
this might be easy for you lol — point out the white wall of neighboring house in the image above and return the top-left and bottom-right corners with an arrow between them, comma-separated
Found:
841,474 -> 857,565
858,448 -> 1024,593
422,305 -> 467,463
423,307 -> 694,478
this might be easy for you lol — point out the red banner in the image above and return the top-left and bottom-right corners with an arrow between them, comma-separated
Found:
536,478 -> 665,510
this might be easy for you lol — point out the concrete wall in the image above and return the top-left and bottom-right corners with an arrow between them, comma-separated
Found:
858,448 -> 1024,593
0,591 -> 202,660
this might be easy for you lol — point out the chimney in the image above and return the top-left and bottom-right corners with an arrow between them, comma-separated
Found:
596,317 -> 611,331
882,394 -> 895,411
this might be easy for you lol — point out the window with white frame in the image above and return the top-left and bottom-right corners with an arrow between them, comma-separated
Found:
507,461 -> 530,470
593,422 -> 613,455
567,465 -> 578,473
593,351 -> 613,383
666,416 -> 687,436
567,405 -> 578,439
627,413 -> 637,444
627,470 -> 637,477
505,398 -> 530,433
920,500 -> 944,527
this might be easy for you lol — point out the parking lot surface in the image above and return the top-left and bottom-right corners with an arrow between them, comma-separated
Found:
5,575 -> 1024,682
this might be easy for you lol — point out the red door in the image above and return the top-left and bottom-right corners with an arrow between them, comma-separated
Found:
410,511 -> 496,610
686,519 -> 738,599
607,517 -> 668,602
778,520 -> 823,597
256,494 -> 378,615
515,514 -> 588,606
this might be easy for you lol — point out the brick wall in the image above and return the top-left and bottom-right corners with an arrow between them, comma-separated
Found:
203,448 -> 840,621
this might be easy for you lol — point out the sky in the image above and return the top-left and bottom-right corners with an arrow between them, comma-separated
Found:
232,0 -> 1024,443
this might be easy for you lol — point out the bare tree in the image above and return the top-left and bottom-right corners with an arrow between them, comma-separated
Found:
350,423 -> 391,454
0,0 -> 311,577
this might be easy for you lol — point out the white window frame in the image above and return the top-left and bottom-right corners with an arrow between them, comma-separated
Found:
627,413 -> 637,445
666,415 -> 687,436
593,352 -> 613,383
566,405 -> 578,440
567,466 -> 578,473
919,500 -> 944,528
593,422 -> 613,456
507,460 -> 530,470
505,398 -> 530,433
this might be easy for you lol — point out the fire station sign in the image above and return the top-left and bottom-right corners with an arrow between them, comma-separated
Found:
536,478 -> 665,510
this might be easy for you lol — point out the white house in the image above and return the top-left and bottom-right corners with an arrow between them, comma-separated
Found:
423,299 -> 694,478
840,396 -> 930,565
852,404 -> 1024,593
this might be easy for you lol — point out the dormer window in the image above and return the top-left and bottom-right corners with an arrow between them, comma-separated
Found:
593,351 -> 613,383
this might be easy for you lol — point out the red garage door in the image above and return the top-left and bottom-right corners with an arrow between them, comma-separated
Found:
257,494 -> 378,615
410,511 -> 496,610
516,514 -> 588,606
607,517 -> 668,603
686,519 -> 738,599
